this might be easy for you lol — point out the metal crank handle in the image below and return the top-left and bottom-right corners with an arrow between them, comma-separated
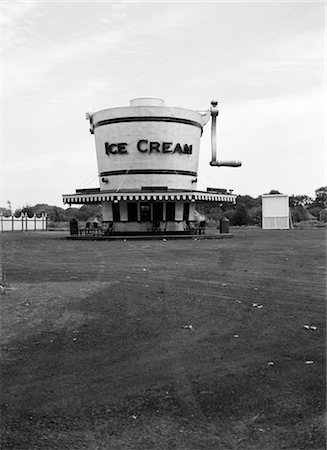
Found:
210,100 -> 242,168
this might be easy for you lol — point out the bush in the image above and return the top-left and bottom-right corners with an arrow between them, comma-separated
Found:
224,209 -> 235,223
231,204 -> 249,226
206,207 -> 224,222
47,221 -> 70,231
12,204 -> 102,223
290,206 -> 311,223
248,206 -> 262,226
307,206 -> 323,219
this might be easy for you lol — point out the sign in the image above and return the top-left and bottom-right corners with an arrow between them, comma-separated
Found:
105,140 -> 193,155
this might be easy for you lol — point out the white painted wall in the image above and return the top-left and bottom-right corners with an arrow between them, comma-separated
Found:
120,202 -> 128,221
91,99 -> 210,192
101,201 -> 113,221
175,200 -> 184,221
262,194 -> 290,229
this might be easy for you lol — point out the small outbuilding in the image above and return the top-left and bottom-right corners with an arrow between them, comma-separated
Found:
262,193 -> 290,230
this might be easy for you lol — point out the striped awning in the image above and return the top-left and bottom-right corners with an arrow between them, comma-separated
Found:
63,191 -> 236,205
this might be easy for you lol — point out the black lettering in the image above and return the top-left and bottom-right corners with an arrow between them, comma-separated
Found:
162,142 -> 172,153
105,143 -> 118,154
110,144 -> 118,154
118,143 -> 128,153
137,139 -> 148,152
183,144 -> 193,154
136,140 -> 192,154
150,141 -> 160,152
173,143 -> 183,153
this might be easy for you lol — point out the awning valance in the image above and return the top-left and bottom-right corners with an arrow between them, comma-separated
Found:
63,191 -> 236,205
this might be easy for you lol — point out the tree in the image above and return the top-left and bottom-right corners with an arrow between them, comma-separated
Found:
231,203 -> 249,226
223,209 -> 235,223
313,186 -> 327,208
289,195 -> 313,208
248,206 -> 262,226
265,190 -> 282,195
307,206 -> 323,219
21,205 -> 35,217
64,207 -> 81,221
14,204 -> 34,217
51,206 -> 66,222
290,206 -> 309,223
76,204 -> 101,221
207,206 -> 224,222
236,195 -> 261,210
0,207 -> 11,216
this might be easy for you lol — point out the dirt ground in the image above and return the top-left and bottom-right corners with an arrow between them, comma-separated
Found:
0,228 -> 326,449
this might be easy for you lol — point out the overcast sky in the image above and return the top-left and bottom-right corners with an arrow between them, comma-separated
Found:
1,0 -> 325,209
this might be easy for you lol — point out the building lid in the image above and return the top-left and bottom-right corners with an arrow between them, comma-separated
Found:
129,97 -> 165,107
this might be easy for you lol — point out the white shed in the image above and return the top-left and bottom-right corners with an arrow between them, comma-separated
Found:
262,194 -> 290,229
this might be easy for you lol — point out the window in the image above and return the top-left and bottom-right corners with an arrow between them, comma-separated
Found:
140,202 -> 151,221
166,202 -> 175,221
153,202 -> 163,221
183,203 -> 190,221
127,202 -> 138,221
112,203 -> 120,222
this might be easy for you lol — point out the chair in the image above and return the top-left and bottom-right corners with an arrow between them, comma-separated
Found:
102,221 -> 114,235
152,220 -> 161,232
92,222 -> 100,236
108,221 -> 114,234
198,220 -> 206,235
80,221 -> 91,236
184,220 -> 194,234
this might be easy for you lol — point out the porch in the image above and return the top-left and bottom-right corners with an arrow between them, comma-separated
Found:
75,219 -> 207,237
68,220 -> 232,240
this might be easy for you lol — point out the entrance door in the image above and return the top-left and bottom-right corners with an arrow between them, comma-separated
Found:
127,202 -> 138,221
153,202 -> 163,221
183,202 -> 190,221
140,202 -> 151,221
166,202 -> 175,221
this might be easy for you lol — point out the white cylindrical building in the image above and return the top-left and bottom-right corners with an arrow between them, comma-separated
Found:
63,98 -> 237,234
91,97 -> 209,192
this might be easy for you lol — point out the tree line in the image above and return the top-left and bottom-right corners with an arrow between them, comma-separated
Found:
197,187 -> 326,226
1,187 -> 326,225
